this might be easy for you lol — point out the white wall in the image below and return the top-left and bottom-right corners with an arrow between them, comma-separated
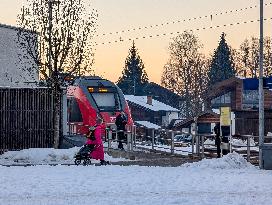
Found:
0,25 -> 38,87
162,111 -> 179,126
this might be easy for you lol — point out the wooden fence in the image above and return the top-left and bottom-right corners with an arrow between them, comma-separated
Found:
0,87 -> 62,152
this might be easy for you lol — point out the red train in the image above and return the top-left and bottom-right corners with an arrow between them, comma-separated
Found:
66,76 -> 133,136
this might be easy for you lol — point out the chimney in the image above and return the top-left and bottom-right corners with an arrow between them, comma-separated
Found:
147,95 -> 152,105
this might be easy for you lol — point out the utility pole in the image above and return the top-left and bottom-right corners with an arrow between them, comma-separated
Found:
259,0 -> 264,169
48,0 -> 53,78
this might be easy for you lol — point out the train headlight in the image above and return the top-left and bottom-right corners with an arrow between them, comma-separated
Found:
98,88 -> 108,92
88,87 -> 94,92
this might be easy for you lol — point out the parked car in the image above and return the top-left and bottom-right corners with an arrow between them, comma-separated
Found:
174,134 -> 192,143
174,134 -> 185,142
183,134 -> 192,143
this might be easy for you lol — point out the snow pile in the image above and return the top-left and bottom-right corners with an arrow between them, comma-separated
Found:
183,152 -> 254,169
0,147 -> 128,165
232,138 -> 256,147
0,147 -> 80,164
204,138 -> 215,145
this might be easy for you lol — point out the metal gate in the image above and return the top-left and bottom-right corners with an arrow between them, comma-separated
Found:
0,87 -> 61,152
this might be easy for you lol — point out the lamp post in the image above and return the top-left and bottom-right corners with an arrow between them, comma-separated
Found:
259,0 -> 264,169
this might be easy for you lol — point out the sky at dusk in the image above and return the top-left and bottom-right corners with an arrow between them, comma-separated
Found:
0,0 -> 272,84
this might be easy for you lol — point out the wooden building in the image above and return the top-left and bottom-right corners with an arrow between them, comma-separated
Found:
206,77 -> 272,135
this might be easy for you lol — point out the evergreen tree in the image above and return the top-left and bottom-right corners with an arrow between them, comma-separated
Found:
117,41 -> 148,95
208,33 -> 236,86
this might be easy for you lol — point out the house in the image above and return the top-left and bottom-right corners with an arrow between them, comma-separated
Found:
143,82 -> 184,109
0,23 -> 38,87
125,95 -> 180,128
206,77 -> 272,135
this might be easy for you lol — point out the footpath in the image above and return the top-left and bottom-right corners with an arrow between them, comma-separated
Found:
107,148 -> 201,167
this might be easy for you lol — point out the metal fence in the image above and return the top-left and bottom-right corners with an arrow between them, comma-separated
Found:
109,126 -> 272,164
0,87 -> 60,152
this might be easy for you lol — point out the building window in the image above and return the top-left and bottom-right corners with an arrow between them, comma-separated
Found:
211,92 -> 231,108
242,90 -> 259,109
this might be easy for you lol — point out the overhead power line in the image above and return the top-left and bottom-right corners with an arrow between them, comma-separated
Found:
96,2 -> 272,37
95,17 -> 272,46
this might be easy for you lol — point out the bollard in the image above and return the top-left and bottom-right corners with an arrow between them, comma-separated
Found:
247,135 -> 250,162
171,131 -> 175,155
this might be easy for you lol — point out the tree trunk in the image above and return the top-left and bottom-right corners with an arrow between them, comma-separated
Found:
53,85 -> 61,149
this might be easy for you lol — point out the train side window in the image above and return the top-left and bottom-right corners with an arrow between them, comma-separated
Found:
67,98 -> 83,122
114,93 -> 121,111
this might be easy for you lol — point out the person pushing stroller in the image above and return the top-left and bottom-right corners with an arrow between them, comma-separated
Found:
75,117 -> 109,165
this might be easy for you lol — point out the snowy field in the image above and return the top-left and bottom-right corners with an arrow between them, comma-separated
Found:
0,152 -> 272,205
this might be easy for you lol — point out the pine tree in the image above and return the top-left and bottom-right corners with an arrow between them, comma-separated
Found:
117,41 -> 149,95
208,33 -> 236,86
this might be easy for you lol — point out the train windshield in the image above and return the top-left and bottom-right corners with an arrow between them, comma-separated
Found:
90,92 -> 121,111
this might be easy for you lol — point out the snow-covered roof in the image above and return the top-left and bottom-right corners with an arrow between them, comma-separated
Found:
125,95 -> 179,112
135,121 -> 161,129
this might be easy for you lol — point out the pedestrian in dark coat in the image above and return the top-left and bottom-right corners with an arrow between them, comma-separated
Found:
214,123 -> 221,158
115,111 -> 127,150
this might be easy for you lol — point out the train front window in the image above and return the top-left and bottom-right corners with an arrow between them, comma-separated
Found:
91,92 -> 121,111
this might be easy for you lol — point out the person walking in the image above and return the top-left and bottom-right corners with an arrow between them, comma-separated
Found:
86,117 -> 108,165
115,111 -> 127,150
214,123 -> 221,158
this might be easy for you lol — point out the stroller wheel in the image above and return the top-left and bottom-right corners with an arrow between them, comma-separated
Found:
83,158 -> 91,166
74,159 -> 81,166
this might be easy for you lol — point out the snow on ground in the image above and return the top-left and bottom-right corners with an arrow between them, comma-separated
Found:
0,147 -> 128,165
136,143 -> 191,155
0,152 -> 271,205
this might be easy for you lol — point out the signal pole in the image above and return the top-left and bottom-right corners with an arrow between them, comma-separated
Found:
259,0 -> 264,169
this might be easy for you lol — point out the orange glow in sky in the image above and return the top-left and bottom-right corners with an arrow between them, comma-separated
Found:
1,0 -> 272,84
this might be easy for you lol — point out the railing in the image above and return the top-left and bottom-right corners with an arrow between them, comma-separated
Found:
134,129 -> 193,156
105,125 -> 137,152
67,123 -> 272,164
193,134 -> 272,162
67,122 -> 90,136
